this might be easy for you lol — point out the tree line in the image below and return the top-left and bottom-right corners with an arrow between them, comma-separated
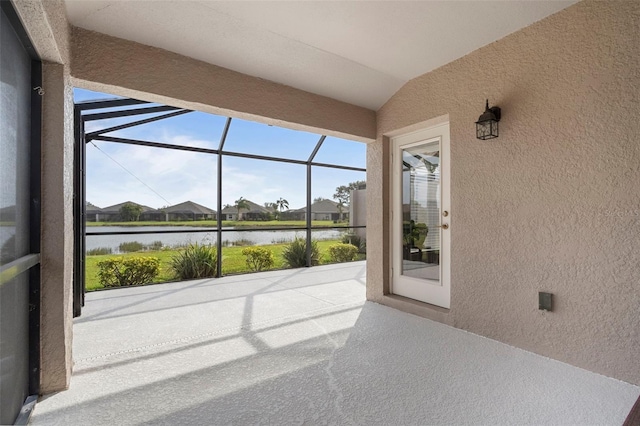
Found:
115,180 -> 365,222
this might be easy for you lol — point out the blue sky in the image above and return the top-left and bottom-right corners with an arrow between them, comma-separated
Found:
76,89 -> 366,210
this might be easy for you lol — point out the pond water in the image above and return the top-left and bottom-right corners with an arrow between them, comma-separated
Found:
86,226 -> 346,253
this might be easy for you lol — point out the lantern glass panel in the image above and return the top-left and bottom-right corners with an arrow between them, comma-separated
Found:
476,120 -> 498,140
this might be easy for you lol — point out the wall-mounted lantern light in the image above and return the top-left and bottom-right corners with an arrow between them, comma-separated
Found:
475,99 -> 501,140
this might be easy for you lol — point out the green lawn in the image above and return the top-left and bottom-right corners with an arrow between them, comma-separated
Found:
85,240 -> 365,291
86,220 -> 349,228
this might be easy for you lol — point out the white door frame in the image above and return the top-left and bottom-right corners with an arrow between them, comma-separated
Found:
390,121 -> 451,308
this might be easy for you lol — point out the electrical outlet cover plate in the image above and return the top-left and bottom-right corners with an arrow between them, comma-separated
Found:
539,292 -> 553,311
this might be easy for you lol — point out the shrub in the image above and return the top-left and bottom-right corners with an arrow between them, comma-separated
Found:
414,222 -> 428,248
97,257 -> 160,288
170,243 -> 217,280
87,247 -> 113,256
235,239 -> 254,247
146,240 -> 163,251
271,237 -> 293,244
341,233 -> 366,253
282,237 -> 320,268
328,243 -> 359,263
118,241 -> 144,253
241,247 -> 275,272
221,238 -> 255,247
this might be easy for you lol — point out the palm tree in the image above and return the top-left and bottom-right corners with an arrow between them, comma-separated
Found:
264,202 -> 279,220
276,197 -> 289,220
234,197 -> 249,220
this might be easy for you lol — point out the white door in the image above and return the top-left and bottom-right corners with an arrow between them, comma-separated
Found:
391,123 -> 451,308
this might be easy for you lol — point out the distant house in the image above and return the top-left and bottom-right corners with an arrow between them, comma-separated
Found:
220,200 -> 274,221
284,199 -> 348,221
99,201 -> 157,221
162,201 -> 216,221
0,205 -> 16,222
85,202 -> 103,222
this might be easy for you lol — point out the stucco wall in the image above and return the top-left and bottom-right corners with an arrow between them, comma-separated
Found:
369,0 -> 640,384
70,27 -> 376,143
13,0 -> 69,64
39,63 -> 74,393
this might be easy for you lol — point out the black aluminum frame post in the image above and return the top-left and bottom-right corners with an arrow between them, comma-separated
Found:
216,118 -> 232,277
28,59 -> 42,396
306,136 -> 325,266
85,109 -> 191,142
82,105 -> 182,121
75,98 -> 149,111
73,105 -> 83,318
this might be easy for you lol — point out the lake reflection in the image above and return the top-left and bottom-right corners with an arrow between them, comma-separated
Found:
86,226 -> 345,253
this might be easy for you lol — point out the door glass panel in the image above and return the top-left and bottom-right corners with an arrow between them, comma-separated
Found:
0,9 -> 31,266
401,141 -> 440,282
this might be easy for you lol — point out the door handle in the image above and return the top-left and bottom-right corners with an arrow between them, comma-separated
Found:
441,223 -> 449,230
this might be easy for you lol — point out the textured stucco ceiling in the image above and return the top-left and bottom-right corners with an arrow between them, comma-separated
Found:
64,0 -> 577,110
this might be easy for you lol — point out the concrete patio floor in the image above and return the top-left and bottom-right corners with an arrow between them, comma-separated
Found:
31,261 -> 639,425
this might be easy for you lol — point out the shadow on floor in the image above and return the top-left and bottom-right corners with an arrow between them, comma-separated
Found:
32,262 -> 638,425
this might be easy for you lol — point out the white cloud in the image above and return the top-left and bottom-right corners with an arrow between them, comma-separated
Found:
87,135 -> 217,209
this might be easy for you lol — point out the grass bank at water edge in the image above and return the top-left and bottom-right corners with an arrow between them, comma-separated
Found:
85,240 -> 364,291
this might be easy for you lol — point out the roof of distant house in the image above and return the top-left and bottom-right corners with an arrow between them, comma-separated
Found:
0,205 -> 16,218
291,199 -> 345,214
221,199 -> 274,214
86,202 -> 102,213
100,201 -> 156,213
163,201 -> 216,215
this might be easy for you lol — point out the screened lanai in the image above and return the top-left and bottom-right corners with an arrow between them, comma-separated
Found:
74,89 -> 367,317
